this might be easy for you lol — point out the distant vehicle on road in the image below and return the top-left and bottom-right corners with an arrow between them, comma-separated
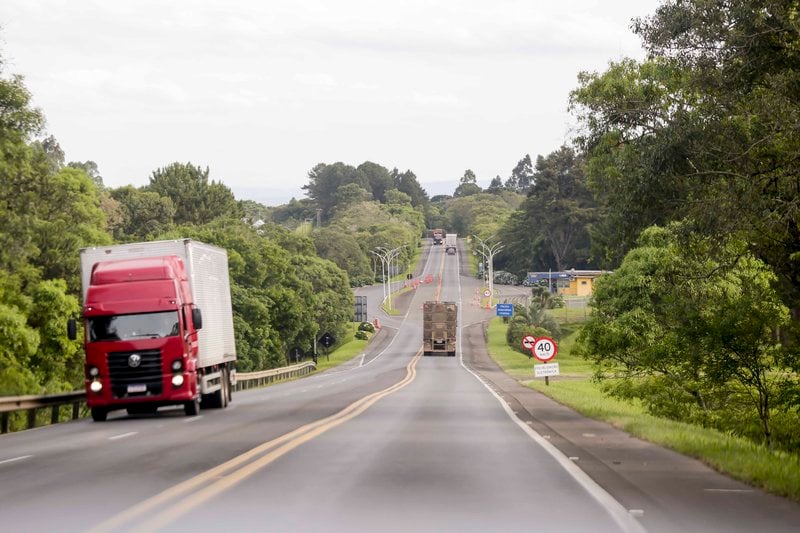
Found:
432,228 -> 444,245
422,301 -> 457,356
445,233 -> 457,255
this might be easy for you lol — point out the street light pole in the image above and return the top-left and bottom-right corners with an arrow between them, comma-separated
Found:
372,245 -> 405,312
472,235 -> 504,308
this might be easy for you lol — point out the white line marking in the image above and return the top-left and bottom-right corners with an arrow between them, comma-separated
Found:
704,488 -> 753,493
0,455 -> 33,465
457,270 -> 645,533
109,432 -> 138,441
183,416 -> 204,422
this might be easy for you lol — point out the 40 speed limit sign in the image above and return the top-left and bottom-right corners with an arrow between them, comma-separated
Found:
532,337 -> 558,362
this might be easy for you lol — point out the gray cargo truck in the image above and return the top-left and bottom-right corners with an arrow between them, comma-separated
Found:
423,301 -> 457,356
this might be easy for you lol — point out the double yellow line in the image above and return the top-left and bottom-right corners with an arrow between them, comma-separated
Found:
92,351 -> 423,532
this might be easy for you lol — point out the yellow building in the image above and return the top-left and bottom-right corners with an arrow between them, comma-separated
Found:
525,270 -> 607,296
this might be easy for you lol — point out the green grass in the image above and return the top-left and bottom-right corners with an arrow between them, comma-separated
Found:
314,323 -> 371,372
486,317 -> 800,502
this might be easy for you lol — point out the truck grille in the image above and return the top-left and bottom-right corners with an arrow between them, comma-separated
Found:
107,349 -> 163,398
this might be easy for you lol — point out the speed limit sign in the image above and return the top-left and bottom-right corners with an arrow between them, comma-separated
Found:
532,337 -> 557,362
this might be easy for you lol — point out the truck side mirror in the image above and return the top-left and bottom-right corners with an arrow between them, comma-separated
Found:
192,308 -> 203,330
67,319 -> 77,341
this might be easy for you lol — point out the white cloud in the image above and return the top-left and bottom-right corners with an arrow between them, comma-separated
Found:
0,0 -> 660,202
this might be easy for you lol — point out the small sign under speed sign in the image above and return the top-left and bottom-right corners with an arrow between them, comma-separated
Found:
532,337 -> 558,362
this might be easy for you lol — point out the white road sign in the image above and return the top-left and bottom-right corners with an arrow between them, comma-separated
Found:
534,362 -> 560,377
521,335 -> 536,350
483,289 -> 491,297
532,337 -> 558,362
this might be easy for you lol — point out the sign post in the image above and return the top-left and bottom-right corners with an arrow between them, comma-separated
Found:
532,337 -> 558,385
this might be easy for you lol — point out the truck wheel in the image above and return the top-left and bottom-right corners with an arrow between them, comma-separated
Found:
219,370 -> 229,409
184,396 -> 200,416
449,351 -> 456,357
91,408 -> 107,422
225,368 -> 233,404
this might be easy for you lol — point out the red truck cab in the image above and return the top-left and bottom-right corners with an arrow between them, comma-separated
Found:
82,256 -> 202,421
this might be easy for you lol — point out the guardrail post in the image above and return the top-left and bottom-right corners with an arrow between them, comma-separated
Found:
51,405 -> 60,425
72,402 -> 80,420
1,413 -> 8,434
27,408 -> 36,430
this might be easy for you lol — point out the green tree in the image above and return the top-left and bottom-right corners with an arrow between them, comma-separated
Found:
358,161 -> 395,203
454,169 -> 482,197
303,162 -> 368,222
505,154 -> 533,193
578,225 -> 798,448
486,175 -> 504,194
528,146 -> 596,271
312,227 -> 369,285
147,162 -> 241,226
67,160 -> 104,189
110,185 -> 176,241
393,168 -> 430,208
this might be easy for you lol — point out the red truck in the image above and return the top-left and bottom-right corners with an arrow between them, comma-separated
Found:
69,239 -> 237,421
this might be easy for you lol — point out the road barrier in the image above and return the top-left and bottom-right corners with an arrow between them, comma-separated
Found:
0,361 -> 317,434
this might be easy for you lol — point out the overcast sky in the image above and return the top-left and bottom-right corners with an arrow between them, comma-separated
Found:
1,0 -> 661,205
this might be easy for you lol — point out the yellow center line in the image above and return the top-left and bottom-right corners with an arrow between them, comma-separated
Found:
91,351 -> 422,533
434,249 -> 446,302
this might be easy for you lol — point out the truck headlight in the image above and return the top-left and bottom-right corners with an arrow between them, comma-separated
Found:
171,374 -> 185,387
171,359 -> 183,371
90,380 -> 103,393
89,366 -> 99,377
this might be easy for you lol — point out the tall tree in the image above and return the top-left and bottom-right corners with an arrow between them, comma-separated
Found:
393,168 -> 430,208
505,154 -> 534,193
499,146 -> 596,273
147,162 -> 240,226
303,162 -> 368,222
487,175 -> 504,194
357,161 -> 394,203
454,169 -> 482,197
110,185 -> 176,240
571,0 -> 800,327
68,160 -> 104,189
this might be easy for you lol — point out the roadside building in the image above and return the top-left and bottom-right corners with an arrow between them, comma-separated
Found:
525,270 -> 607,296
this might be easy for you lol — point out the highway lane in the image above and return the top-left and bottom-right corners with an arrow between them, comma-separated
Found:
4,239 -> 799,531
0,240 -> 639,532
115,242 -> 641,532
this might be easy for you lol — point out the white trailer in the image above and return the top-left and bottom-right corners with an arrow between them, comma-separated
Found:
445,233 -> 457,255
79,239 -> 236,413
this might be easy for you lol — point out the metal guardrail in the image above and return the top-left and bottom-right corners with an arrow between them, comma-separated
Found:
0,361 -> 317,434
234,361 -> 316,390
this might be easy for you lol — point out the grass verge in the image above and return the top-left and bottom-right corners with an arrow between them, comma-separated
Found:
486,317 -> 800,502
313,322 -> 371,372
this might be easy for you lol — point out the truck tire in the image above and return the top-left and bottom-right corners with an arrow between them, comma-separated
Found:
224,368 -> 232,405
91,408 -> 107,422
184,396 -> 200,416
449,351 -> 456,357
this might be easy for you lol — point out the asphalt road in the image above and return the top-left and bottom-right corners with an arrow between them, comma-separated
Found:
1,239 -> 799,532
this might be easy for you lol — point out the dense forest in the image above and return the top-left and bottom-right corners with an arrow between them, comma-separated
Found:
1,0 -> 798,451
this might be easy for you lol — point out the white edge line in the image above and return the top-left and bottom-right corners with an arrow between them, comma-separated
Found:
455,252 -> 646,533
460,359 -> 647,533
0,455 -> 33,465
108,431 -> 138,441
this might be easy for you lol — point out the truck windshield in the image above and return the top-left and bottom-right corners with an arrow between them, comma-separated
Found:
88,311 -> 180,342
